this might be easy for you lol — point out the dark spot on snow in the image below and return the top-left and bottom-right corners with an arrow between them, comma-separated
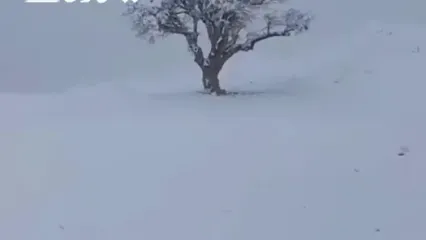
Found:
354,168 -> 360,172
398,146 -> 409,156
59,225 -> 64,230
375,228 -> 380,232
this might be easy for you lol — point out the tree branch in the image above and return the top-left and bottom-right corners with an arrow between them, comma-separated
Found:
124,1 -> 311,69
235,28 -> 294,52
225,8 -> 311,58
185,18 -> 205,68
124,1 -> 206,66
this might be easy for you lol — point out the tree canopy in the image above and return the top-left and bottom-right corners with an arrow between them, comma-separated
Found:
123,0 -> 312,95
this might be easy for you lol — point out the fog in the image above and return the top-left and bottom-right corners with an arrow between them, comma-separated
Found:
1,0 -> 425,93
0,1 -> 190,93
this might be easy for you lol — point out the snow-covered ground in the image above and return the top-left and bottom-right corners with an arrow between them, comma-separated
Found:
1,0 -> 426,239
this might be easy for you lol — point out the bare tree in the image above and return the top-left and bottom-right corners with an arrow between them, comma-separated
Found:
123,0 -> 312,95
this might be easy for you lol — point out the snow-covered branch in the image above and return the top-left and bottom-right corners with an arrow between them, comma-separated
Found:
227,8 -> 312,56
124,0 -> 311,66
123,0 -> 206,65
123,1 -> 193,41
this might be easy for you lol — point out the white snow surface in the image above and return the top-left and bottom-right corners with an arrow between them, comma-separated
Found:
1,0 -> 426,239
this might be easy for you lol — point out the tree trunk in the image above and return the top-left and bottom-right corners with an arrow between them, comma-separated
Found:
201,61 -> 226,95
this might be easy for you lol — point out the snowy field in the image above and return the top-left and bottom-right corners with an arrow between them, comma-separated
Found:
1,0 -> 426,239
